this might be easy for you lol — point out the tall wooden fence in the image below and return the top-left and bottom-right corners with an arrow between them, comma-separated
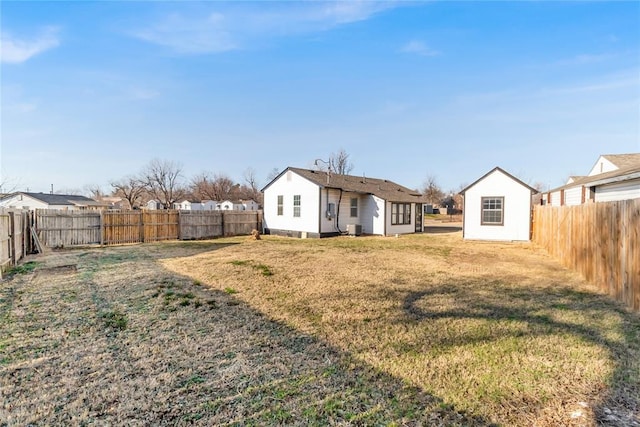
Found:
35,209 -> 262,247
0,209 -> 32,275
533,199 -> 640,312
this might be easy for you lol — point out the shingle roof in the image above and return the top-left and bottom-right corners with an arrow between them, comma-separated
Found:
17,192 -> 103,206
267,167 -> 427,203
601,153 -> 640,170
549,153 -> 640,192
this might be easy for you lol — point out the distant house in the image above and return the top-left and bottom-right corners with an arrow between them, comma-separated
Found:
238,199 -> 260,211
0,192 -> 107,211
543,153 -> 640,205
262,167 -> 426,238
217,200 -> 234,211
173,200 -> 204,211
146,200 -> 163,210
460,167 -> 538,241
202,200 -> 218,210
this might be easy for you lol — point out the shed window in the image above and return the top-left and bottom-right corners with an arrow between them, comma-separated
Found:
391,203 -> 411,225
481,197 -> 504,225
293,195 -> 301,217
277,195 -> 283,216
350,198 -> 358,217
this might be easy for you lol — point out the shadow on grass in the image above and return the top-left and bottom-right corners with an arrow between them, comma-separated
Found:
423,226 -> 463,234
2,246 -> 496,426
402,281 -> 640,425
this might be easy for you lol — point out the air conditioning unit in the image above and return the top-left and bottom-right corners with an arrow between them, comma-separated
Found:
347,224 -> 362,236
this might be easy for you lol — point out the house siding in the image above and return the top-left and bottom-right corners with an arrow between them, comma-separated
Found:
263,171 -> 320,235
594,178 -> 640,202
463,170 -> 532,241
385,201 -> 415,236
361,195 -> 385,235
564,186 -> 583,206
588,156 -> 618,176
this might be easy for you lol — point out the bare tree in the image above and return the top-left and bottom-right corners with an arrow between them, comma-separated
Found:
328,149 -> 354,175
141,159 -> 186,209
266,167 -> 281,182
0,176 -> 19,194
110,175 -> 146,209
242,168 -> 261,202
191,172 -> 236,201
422,175 -> 444,205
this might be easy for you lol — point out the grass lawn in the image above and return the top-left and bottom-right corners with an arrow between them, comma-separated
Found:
1,233 -> 638,426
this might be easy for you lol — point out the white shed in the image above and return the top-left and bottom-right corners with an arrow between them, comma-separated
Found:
460,167 -> 537,241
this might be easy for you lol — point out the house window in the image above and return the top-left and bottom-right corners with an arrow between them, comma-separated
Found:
391,203 -> 411,225
277,195 -> 283,215
293,195 -> 301,217
350,198 -> 358,217
481,197 -> 504,225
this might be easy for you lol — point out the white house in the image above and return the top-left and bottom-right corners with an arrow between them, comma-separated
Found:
262,167 -> 426,238
237,199 -> 260,211
217,200 -> 235,210
202,200 -> 218,210
543,153 -> 640,206
146,200 -> 163,210
460,167 -> 538,241
173,200 -> 204,210
0,192 -> 106,211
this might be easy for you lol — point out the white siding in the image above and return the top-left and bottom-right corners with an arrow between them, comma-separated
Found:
361,195 -> 385,235
549,190 -> 563,206
319,189 -> 364,234
463,169 -> 532,241
263,170 -> 320,234
564,186 -> 583,206
385,201 -> 415,236
0,194 -> 51,210
588,156 -> 618,176
594,178 -> 640,202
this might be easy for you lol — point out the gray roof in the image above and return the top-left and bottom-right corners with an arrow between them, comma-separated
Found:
8,192 -> 104,206
264,167 -> 427,203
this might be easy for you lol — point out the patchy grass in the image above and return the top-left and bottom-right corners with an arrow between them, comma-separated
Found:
3,261 -> 39,278
1,236 -> 638,426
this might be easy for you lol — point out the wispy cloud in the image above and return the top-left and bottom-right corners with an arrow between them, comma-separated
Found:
130,2 -> 396,54
129,87 -> 160,101
400,40 -> 439,57
1,27 -> 60,64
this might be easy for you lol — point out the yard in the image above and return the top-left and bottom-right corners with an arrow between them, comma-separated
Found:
1,233 -> 638,426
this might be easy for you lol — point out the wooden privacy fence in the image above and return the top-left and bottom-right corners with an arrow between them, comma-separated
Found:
0,209 -> 32,275
533,199 -> 640,312
35,209 -> 262,247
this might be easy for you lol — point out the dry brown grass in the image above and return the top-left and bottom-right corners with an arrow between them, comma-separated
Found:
1,234 -> 638,426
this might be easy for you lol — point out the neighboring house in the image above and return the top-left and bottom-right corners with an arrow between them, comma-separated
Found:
202,200 -> 218,210
262,167 -> 426,238
173,200 -> 204,211
0,192 -> 107,211
99,196 -> 129,210
217,200 -> 235,211
237,199 -> 260,211
146,200 -> 163,210
543,153 -> 640,206
460,167 -> 538,241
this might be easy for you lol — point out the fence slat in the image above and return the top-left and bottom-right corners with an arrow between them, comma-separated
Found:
533,200 -> 640,312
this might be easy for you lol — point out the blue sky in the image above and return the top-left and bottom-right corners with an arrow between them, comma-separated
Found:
2,1 -> 639,195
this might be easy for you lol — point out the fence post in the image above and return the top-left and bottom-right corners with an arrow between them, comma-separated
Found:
8,211 -> 16,266
221,211 -> 226,237
99,209 -> 104,245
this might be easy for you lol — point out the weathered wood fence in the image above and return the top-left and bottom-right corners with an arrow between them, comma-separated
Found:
35,209 -> 262,247
0,209 -> 32,275
533,199 -> 640,312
